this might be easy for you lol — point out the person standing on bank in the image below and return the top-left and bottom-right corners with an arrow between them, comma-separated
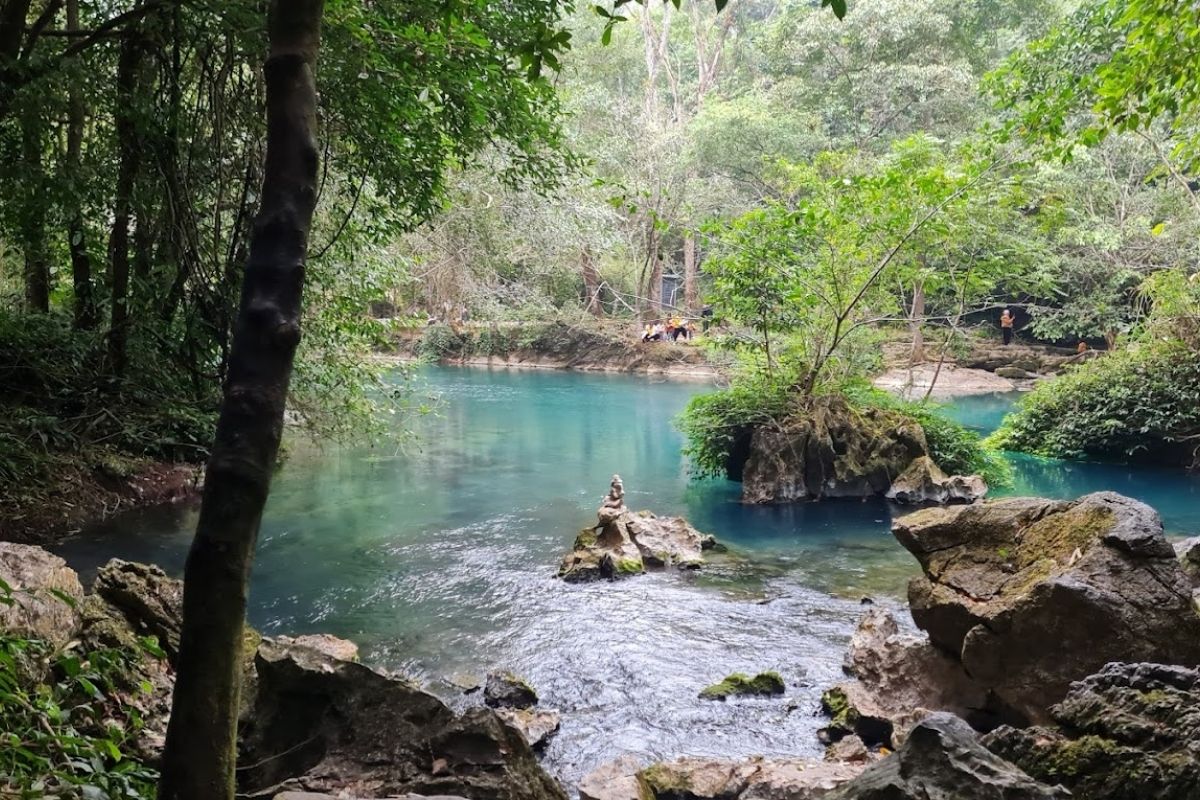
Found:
1000,308 -> 1015,345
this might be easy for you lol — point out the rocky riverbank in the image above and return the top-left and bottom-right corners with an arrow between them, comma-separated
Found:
7,485 -> 1199,800
579,489 -> 1200,800
873,341 -> 1096,400
389,322 -> 725,380
0,542 -> 567,800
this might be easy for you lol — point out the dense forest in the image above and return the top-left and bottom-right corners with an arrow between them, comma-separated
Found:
2,0 -> 1200,798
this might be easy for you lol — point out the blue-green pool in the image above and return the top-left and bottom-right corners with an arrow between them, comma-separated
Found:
54,368 -> 1200,787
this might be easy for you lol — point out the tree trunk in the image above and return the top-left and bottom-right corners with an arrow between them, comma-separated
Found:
581,250 -> 603,316
66,0 -> 96,329
157,1 -> 324,798
107,32 -> 145,375
683,231 -> 698,312
20,107 -> 50,313
647,251 -> 663,314
909,280 -> 925,364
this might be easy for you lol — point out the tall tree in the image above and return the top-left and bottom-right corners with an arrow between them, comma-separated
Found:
157,0 -> 324,796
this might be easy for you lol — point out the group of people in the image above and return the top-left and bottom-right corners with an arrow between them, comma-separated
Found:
641,316 -> 696,343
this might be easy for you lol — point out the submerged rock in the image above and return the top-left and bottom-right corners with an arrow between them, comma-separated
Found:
0,541 -> 84,646
826,713 -> 1067,800
894,492 -> 1200,723
819,609 -> 988,748
559,479 -> 715,582
579,755 -> 862,800
984,662 -> 1200,800
239,639 -> 566,800
740,396 -> 928,503
885,456 -> 986,506
698,671 -> 785,700
484,670 -> 539,709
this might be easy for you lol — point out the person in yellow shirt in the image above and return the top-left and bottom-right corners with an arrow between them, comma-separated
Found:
1000,309 -> 1015,345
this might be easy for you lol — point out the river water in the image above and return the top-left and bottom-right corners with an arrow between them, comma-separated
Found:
53,367 -> 1200,789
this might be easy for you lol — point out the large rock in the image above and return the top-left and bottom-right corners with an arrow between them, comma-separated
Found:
885,456 -> 986,506
239,639 -> 566,800
820,609 -> 987,748
894,492 -> 1200,723
91,558 -> 183,659
1174,536 -> 1200,586
985,662 -> 1200,800
484,670 -> 539,709
741,396 -> 928,503
579,755 -> 862,800
0,542 -> 83,646
494,708 -> 560,750
559,509 -> 712,583
825,713 -> 1067,800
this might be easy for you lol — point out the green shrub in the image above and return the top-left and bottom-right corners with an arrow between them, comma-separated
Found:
417,324 -> 470,359
987,342 -> 1200,465
678,366 -> 793,479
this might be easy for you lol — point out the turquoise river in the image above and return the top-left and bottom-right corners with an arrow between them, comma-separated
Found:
55,367 -> 1200,789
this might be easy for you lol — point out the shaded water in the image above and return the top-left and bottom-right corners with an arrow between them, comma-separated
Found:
54,368 -> 1200,789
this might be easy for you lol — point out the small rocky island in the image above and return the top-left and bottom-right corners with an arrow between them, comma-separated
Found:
726,396 -> 987,505
558,475 -> 720,582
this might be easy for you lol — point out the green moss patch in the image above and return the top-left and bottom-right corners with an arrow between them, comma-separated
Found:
699,671 -> 785,700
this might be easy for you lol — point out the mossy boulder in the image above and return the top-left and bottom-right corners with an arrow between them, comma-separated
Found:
558,510 -> 714,583
740,396 -> 929,503
484,670 -> 539,709
894,492 -> 1200,723
826,713 -> 1066,800
698,671 -> 785,701
984,662 -> 1200,800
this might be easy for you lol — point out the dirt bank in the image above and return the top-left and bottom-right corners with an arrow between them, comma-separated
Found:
0,460 -> 201,545
389,322 -> 726,381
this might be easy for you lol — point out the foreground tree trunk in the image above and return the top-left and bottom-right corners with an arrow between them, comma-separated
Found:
157,2 -> 324,798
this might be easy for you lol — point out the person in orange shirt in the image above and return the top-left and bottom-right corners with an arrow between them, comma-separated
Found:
1000,309 -> 1015,345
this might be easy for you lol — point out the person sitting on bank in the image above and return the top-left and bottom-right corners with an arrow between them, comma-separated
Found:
642,324 -> 655,343
1000,308 -> 1015,345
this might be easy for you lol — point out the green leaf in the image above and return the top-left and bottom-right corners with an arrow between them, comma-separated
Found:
46,588 -> 78,610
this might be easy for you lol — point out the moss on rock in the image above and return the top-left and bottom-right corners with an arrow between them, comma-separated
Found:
699,671 -> 785,701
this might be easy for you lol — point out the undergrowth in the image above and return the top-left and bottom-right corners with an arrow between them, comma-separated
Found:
0,310 -> 216,496
0,581 -> 161,798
